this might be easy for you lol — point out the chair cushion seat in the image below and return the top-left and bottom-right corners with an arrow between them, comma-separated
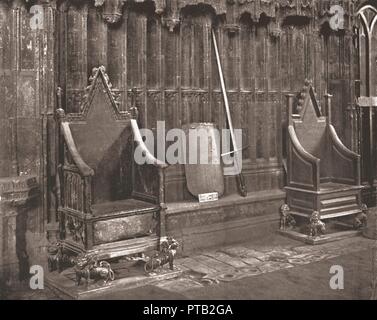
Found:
92,199 -> 159,217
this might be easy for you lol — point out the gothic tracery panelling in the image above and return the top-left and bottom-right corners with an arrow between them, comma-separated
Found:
0,2 -> 12,177
54,0 -> 360,202
64,2 -> 88,113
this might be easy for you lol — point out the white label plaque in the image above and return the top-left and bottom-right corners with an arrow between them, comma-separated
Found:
198,192 -> 219,203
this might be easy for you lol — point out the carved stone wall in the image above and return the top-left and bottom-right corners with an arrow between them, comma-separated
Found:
0,176 -> 39,290
0,0 -> 57,272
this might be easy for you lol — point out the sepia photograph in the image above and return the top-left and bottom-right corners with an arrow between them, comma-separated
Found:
0,0 -> 377,306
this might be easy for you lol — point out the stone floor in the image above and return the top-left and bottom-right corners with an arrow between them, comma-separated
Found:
153,234 -> 376,298
3,234 -> 377,300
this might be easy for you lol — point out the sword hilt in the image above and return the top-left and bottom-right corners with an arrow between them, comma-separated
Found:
221,145 -> 249,157
237,173 -> 248,197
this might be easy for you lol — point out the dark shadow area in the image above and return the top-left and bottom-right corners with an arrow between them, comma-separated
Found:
282,15 -> 310,27
16,196 -> 39,282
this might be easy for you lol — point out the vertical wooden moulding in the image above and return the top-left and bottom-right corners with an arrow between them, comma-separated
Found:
323,30 -> 330,93
203,18 -> 212,123
235,19 -> 242,133
249,23 -> 257,166
126,9 -> 147,125
176,20 -> 182,129
158,168 -> 166,240
157,18 -> 164,122
78,3 -> 88,96
87,3 -> 107,74
254,23 -> 263,165
313,23 -> 322,101
146,15 -> 160,128
65,2 -> 88,113
262,25 -> 270,165
126,9 -> 136,89
180,17 -> 190,125
240,22 -> 251,162
141,14 -> 148,128
344,31 -> 354,148
32,5 -> 42,233
275,26 -> 284,170
10,3 -> 20,176
41,3 -> 58,232
280,26 -> 290,93
107,10 -> 127,113
267,29 -> 280,165
58,2 -> 67,108
123,9 -> 128,113
190,20 -> 195,91
161,20 -> 179,130
0,2 -> 12,177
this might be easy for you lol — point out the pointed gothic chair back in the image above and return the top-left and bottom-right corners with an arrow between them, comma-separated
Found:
64,70 -> 133,205
56,66 -> 167,259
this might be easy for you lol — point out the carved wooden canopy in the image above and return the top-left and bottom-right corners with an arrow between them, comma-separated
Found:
12,0 -> 365,31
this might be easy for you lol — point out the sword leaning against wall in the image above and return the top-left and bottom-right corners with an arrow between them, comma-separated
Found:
211,29 -> 247,197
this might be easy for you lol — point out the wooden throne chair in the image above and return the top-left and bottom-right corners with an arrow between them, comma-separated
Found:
56,66 -> 168,261
282,80 -> 364,242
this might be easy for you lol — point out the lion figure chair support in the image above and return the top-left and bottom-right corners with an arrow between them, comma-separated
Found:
308,211 -> 326,238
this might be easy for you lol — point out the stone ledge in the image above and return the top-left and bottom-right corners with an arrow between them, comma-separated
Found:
0,175 -> 40,287
278,229 -> 362,245
166,189 -> 285,215
165,190 -> 285,253
46,264 -> 183,300
0,176 -> 39,207
364,207 -> 377,240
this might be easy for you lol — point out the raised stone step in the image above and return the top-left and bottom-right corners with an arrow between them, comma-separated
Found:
321,196 -> 357,208
321,204 -> 359,215
46,262 -> 183,300
321,208 -> 361,220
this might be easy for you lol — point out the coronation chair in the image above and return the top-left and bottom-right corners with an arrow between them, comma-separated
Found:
56,66 -> 168,260
284,80 -> 364,233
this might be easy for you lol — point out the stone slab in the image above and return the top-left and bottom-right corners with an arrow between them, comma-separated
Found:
176,258 -> 217,276
204,251 -> 249,268
155,277 -> 204,293
220,246 -> 268,261
278,229 -> 361,245
258,261 -> 294,273
364,208 -> 377,240
46,265 -> 183,300
194,255 -> 236,273
287,253 -> 338,265
240,257 -> 263,266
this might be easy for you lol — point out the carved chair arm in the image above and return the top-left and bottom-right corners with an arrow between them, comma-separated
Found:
329,125 -> 360,161
131,119 -> 168,169
329,125 -> 361,185
288,126 -> 320,166
61,122 -> 94,177
288,126 -> 320,189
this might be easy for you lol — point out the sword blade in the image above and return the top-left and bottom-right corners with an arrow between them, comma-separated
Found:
212,29 -> 247,197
